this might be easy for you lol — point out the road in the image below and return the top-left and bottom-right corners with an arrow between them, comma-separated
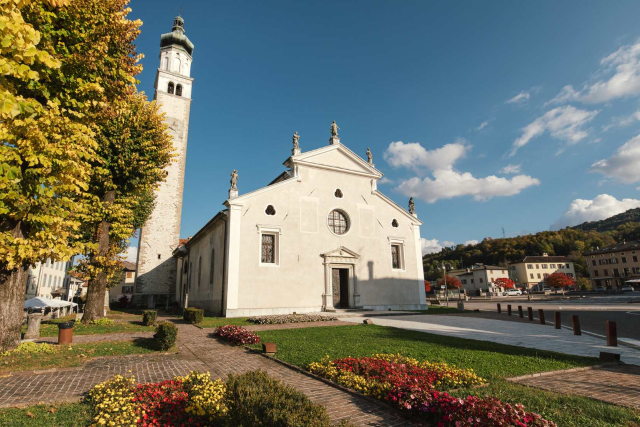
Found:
462,293 -> 640,343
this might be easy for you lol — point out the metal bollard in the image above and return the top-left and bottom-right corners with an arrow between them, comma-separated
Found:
606,321 -> 617,346
538,309 -> 545,325
518,306 -> 523,318
527,307 -> 533,321
572,315 -> 581,335
507,305 -> 512,316
497,303 -> 501,313
554,311 -> 561,329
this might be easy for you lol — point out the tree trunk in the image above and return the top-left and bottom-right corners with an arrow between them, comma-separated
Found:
82,190 -> 115,324
0,220 -> 28,352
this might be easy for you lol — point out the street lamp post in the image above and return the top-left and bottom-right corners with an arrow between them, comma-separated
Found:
439,262 -> 452,307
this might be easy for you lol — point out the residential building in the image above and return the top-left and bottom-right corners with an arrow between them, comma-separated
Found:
109,261 -> 137,303
585,241 -> 640,289
509,254 -> 576,289
449,264 -> 510,292
172,126 -> 427,317
25,257 -> 76,301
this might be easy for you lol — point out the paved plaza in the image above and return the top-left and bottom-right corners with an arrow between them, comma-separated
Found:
339,314 -> 640,365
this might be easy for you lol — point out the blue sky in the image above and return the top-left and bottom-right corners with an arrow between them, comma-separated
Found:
126,0 -> 640,259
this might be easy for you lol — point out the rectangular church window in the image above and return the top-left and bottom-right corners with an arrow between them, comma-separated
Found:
391,244 -> 402,269
261,234 -> 276,264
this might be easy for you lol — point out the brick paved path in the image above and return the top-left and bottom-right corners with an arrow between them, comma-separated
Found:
0,354 -> 205,408
0,319 -> 409,426
512,364 -> 640,410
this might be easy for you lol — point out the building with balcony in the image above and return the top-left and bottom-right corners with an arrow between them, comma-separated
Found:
509,254 -> 575,290
585,241 -> 640,289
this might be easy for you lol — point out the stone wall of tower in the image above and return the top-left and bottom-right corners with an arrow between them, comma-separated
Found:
135,83 -> 192,301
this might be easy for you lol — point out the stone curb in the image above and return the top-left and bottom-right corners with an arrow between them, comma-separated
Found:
506,362 -> 623,382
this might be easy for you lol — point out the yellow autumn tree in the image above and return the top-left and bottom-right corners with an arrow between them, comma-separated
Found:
1,0 -> 172,348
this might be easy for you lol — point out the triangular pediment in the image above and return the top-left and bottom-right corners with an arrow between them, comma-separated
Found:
293,144 -> 381,178
321,246 -> 360,259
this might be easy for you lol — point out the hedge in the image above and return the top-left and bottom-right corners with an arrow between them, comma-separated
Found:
153,321 -> 177,350
142,310 -> 157,326
183,307 -> 204,324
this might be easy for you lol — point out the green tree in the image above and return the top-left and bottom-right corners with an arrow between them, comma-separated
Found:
78,93 -> 172,322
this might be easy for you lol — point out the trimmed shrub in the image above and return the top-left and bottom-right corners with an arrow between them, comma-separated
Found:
224,370 -> 351,427
215,325 -> 260,345
183,307 -> 204,324
142,310 -> 158,326
153,321 -> 177,350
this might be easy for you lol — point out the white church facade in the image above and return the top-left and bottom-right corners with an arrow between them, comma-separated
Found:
135,16 -> 427,315
173,131 -> 427,317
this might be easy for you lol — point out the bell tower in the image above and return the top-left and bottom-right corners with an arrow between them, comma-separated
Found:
135,15 -> 194,306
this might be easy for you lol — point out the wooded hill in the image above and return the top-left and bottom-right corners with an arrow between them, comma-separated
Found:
423,208 -> 640,281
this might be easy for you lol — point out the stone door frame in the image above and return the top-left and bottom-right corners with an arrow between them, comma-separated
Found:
321,246 -> 361,311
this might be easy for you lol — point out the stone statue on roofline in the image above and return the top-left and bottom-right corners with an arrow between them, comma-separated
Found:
292,131 -> 300,149
408,197 -> 415,214
366,147 -> 373,164
230,169 -> 238,190
331,120 -> 339,137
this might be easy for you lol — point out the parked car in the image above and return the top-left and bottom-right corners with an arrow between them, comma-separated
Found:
621,285 -> 634,292
504,289 -> 522,296
596,286 -> 605,292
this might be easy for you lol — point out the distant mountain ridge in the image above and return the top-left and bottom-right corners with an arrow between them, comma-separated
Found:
422,208 -> 640,281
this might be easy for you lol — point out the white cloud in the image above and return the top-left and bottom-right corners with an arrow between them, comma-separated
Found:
500,164 -> 522,174
396,168 -> 539,203
377,177 -> 394,185
384,139 -> 470,173
603,109 -> 640,131
386,141 -> 540,203
465,240 -> 479,246
506,91 -> 531,104
442,240 -> 455,247
420,238 -> 445,255
508,106 -> 599,157
121,246 -> 138,263
476,121 -> 489,131
552,194 -> 640,229
548,40 -> 640,104
591,133 -> 640,183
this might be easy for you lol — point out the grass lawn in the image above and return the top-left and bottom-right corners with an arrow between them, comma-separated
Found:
250,324 -> 640,427
0,403 -> 94,427
198,316 -> 251,328
0,339 -> 162,373
252,324 -> 597,380
25,316 -> 154,338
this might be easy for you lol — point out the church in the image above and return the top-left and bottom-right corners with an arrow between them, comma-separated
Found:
135,16 -> 427,315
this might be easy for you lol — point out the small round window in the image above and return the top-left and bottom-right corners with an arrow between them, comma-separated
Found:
265,205 -> 276,215
392,219 -> 399,228
328,210 -> 349,235
334,189 -> 343,198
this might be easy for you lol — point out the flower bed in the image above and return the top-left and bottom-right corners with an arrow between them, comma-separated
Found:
215,325 -> 260,345
88,371 -> 226,426
247,313 -> 338,324
88,370 -> 350,427
309,354 -> 554,426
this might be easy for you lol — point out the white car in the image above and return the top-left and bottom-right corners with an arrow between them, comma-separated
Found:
505,289 -> 522,296
621,285 -> 634,292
